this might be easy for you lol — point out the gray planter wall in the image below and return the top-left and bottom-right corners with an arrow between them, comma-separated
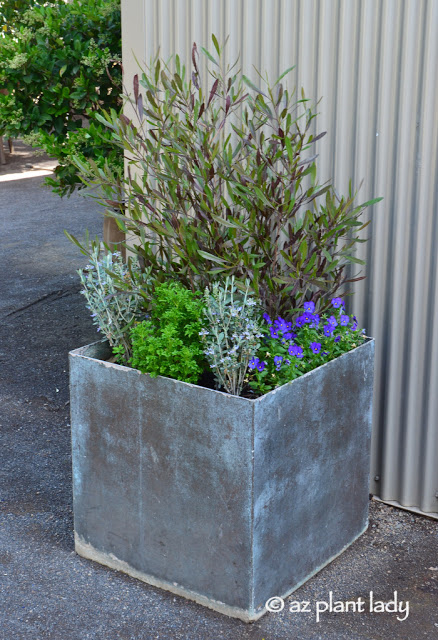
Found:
70,339 -> 374,621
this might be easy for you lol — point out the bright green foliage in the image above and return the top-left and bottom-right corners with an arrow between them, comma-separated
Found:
200,277 -> 264,396
130,282 -> 207,384
42,116 -> 123,197
0,0 -> 122,196
73,37 -> 382,319
78,247 -> 152,364
0,0 -> 39,33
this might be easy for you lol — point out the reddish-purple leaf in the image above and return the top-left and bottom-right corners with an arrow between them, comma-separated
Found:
310,131 -> 327,144
207,79 -> 219,108
192,42 -> 199,71
133,74 -> 139,102
137,93 -> 143,120
232,93 -> 249,107
225,95 -> 231,114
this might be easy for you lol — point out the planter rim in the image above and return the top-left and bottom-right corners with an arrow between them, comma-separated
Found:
69,336 -> 374,403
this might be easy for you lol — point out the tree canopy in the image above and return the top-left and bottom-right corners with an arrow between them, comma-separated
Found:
0,0 -> 122,196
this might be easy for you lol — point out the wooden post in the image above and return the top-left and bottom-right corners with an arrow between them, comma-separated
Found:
103,216 -> 126,259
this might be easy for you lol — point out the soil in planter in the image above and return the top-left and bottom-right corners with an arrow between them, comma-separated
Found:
106,351 -> 258,399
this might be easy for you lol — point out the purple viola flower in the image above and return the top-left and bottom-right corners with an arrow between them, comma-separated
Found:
269,327 -> 279,339
340,314 -> 349,326
274,355 -> 283,371
310,314 -> 320,328
310,342 -> 321,354
303,301 -> 315,313
274,317 -> 289,332
351,321 -> 358,331
331,297 -> 344,308
263,312 -> 272,324
283,331 -> 296,340
295,315 -> 305,328
328,315 -> 338,327
256,361 -> 266,372
334,335 -> 341,343
248,357 -> 260,370
302,311 -> 314,323
323,324 -> 334,337
288,344 -> 304,358
285,359 -> 291,365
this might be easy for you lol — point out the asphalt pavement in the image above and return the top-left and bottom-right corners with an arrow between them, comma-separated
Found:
1,142 -> 437,640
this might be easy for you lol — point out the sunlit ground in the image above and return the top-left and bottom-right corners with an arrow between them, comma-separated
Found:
0,168 -> 54,182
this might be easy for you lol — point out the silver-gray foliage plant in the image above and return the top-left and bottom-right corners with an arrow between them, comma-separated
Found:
200,277 -> 264,396
78,248 -> 150,362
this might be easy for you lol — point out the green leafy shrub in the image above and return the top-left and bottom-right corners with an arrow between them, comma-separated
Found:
0,0 -> 122,196
130,282 -> 206,384
73,37 -> 381,319
1,0 -> 39,33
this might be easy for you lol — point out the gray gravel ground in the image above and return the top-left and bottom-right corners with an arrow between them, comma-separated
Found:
1,142 -> 437,640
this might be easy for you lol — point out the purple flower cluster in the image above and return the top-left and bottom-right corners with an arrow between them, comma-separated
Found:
294,304 -> 320,329
288,344 -> 303,358
248,357 -> 266,372
248,295 -> 365,394
265,315 -> 296,341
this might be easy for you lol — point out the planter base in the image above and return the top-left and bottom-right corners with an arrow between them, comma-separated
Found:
75,523 -> 368,622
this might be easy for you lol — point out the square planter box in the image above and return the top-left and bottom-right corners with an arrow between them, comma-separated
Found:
70,338 -> 374,622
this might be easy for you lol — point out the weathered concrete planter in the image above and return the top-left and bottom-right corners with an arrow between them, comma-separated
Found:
70,338 -> 374,621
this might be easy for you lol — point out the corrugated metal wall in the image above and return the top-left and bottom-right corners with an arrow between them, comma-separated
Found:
121,0 -> 438,517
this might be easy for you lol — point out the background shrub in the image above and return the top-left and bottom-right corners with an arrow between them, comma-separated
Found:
73,38 -> 382,319
0,0 -> 122,196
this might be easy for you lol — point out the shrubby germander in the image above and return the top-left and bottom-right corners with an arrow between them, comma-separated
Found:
200,277 -> 264,396
78,247 -> 150,363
